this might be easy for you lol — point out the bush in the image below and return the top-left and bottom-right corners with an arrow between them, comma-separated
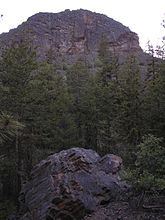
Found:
126,134 -> 165,192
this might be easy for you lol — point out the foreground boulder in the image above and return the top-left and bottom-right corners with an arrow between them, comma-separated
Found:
19,148 -> 128,220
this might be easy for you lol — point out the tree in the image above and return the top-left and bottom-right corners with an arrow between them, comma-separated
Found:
128,134 -> 165,192
114,56 -> 143,145
97,33 -> 119,84
144,46 -> 165,139
66,60 -> 91,147
92,34 -> 120,154
0,41 -> 37,116
0,41 -> 37,200
105,55 -> 145,165
0,112 -> 24,201
0,112 -> 24,144
25,62 -> 77,153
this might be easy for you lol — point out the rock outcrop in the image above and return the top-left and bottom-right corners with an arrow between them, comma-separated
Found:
0,9 -> 142,65
18,148 -> 128,220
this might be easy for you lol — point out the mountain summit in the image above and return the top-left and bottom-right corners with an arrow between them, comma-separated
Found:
0,9 -> 142,63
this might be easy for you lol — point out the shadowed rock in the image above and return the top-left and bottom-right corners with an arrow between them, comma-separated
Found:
18,148 -> 128,220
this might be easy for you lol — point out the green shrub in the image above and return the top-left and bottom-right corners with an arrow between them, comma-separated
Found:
125,134 -> 165,192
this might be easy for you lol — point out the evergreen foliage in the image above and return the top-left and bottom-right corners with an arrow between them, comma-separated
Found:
0,36 -> 165,218
126,134 -> 165,192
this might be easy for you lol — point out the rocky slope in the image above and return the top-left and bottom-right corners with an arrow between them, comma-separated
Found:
0,9 -> 143,65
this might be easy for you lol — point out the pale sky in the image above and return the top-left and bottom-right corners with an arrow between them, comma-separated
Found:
0,0 -> 164,50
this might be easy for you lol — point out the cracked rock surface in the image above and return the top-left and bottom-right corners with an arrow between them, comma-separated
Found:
18,148 -> 128,220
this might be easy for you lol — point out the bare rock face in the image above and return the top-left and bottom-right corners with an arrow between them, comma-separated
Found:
18,148 -> 128,220
0,9 -> 142,64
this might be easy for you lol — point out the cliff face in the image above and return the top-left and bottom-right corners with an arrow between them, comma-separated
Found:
0,9 -> 142,63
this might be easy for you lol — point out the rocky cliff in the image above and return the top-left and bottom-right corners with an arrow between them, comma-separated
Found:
0,9 -> 143,65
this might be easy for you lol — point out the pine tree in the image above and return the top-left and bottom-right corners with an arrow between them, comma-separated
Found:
25,62 -> 77,153
66,60 -> 91,147
94,34 -> 120,154
144,53 -> 165,138
0,41 -> 37,200
0,41 -> 37,116
98,33 -> 119,84
115,56 -> 143,145
0,112 -> 24,144
111,55 -> 144,164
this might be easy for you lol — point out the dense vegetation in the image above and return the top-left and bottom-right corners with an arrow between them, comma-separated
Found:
0,37 -> 164,218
